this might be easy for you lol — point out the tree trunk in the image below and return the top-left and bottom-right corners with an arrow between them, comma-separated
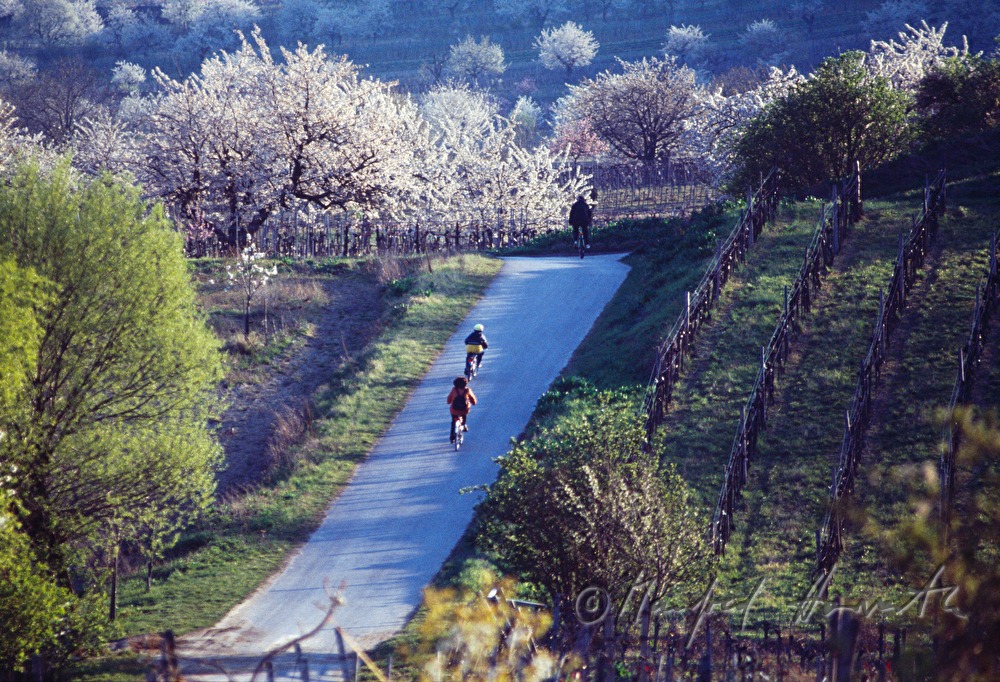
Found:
109,543 -> 119,622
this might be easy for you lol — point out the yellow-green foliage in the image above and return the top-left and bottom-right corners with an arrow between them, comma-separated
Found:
0,160 -> 223,657
409,573 -> 573,682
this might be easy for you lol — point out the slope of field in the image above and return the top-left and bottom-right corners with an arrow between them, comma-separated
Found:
647,175 -> 1000,624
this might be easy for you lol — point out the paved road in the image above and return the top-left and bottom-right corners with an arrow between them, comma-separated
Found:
180,254 -> 630,679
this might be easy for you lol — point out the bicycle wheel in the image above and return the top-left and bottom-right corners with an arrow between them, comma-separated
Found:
454,418 -> 463,450
464,357 -> 475,382
578,235 -> 585,259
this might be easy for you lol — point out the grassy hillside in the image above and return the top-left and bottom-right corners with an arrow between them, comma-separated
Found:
502,149 -> 1000,634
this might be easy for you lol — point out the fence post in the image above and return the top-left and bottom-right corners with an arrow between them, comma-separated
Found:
335,627 -> 353,680
853,160 -> 864,220
741,405 -> 748,481
991,233 -> 997,277
685,291 -> 691,336
831,185 -> 839,255
713,241 -> 723,301
879,289 -> 886,357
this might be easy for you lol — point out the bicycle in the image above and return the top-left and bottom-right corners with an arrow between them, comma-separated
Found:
577,231 -> 586,259
464,353 -> 478,382
452,414 -> 465,450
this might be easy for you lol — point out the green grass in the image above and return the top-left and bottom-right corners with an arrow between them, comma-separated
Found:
562,207 -> 740,386
651,175 -> 1000,628
69,254 -> 502,679
655,201 -> 834,499
705,196 -> 926,623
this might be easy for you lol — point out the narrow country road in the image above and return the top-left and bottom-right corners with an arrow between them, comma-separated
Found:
180,254 -> 630,679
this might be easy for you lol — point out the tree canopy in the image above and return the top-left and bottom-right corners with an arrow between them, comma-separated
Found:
535,21 -> 599,76
563,56 -> 701,165
731,51 -> 913,193
476,387 -> 710,649
0,161 -> 223,577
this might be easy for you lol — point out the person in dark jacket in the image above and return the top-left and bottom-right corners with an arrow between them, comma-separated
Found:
464,323 -> 489,369
569,194 -> 592,249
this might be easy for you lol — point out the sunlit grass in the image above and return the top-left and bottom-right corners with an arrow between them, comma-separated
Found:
101,254 -> 502,642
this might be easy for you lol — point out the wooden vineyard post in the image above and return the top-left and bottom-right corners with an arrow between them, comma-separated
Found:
832,185 -> 840,255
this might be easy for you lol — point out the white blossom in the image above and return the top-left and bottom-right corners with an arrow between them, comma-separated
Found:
111,60 -> 146,94
682,66 -> 804,185
535,21 -> 599,76
867,21 -> 970,91
226,237 -> 277,338
71,109 -> 140,176
662,24 -> 710,70
509,96 -> 543,147
0,51 -> 36,86
445,35 -> 507,85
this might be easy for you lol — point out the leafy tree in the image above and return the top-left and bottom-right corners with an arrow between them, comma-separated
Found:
563,56 -> 701,165
534,21 -> 599,77
476,389 -> 710,656
731,51 -> 913,194
916,53 -> 1000,138
0,258 -> 48,412
0,161 -> 223,579
0,507 -> 74,674
445,35 -> 507,86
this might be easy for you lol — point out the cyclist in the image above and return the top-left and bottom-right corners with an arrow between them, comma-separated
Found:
569,194 -> 592,250
464,323 -> 489,371
447,376 -> 477,443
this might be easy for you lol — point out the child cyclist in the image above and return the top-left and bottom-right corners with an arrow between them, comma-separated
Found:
447,376 -> 477,443
464,323 -> 489,371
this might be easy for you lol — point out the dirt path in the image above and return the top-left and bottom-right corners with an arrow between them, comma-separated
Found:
216,276 -> 382,493
179,254 -> 630,680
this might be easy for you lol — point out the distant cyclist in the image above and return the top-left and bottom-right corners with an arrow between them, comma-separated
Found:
569,194 -> 592,250
447,376 -> 478,443
464,323 -> 489,371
